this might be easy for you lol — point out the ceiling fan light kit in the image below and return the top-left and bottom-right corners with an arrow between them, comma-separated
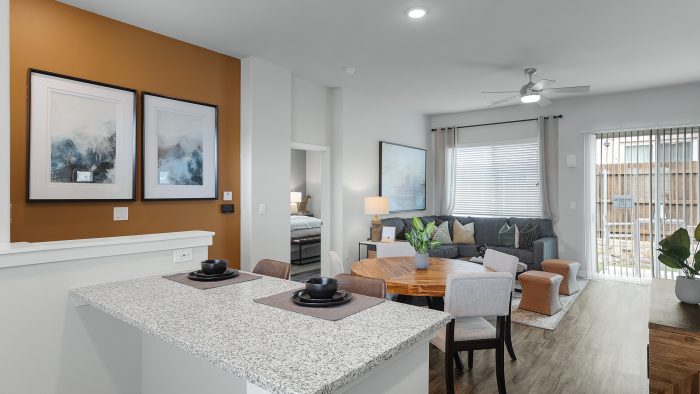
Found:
521,94 -> 540,103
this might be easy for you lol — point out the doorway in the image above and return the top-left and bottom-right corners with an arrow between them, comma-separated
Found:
289,143 -> 331,282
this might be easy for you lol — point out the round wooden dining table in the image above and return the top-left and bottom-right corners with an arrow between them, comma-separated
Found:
350,256 -> 486,297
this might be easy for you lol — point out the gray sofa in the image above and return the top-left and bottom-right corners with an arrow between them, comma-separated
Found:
380,215 -> 558,270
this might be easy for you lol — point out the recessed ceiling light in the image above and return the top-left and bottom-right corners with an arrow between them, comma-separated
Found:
342,66 -> 357,75
407,7 -> 427,19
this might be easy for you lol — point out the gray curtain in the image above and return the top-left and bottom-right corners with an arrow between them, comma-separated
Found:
538,116 -> 558,221
434,127 -> 456,215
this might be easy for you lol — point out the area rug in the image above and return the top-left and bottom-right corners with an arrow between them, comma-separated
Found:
510,279 -> 589,330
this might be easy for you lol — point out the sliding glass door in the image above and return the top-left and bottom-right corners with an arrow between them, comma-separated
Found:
593,127 -> 700,281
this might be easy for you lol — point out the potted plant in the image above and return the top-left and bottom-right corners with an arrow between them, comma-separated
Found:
657,226 -> 700,304
405,217 -> 441,269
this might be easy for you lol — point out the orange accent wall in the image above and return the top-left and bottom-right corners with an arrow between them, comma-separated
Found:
9,0 -> 241,265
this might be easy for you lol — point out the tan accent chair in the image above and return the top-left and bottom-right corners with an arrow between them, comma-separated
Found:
518,271 -> 563,315
253,259 -> 291,280
541,259 -> 580,295
335,273 -> 386,299
430,272 -> 513,394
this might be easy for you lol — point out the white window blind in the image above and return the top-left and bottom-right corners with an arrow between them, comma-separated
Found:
453,140 -> 542,217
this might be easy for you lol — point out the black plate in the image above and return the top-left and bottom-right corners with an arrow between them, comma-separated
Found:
296,290 -> 348,303
291,290 -> 352,307
187,269 -> 239,282
192,269 -> 237,278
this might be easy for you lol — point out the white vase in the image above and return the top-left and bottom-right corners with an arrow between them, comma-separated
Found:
675,277 -> 700,304
415,253 -> 429,270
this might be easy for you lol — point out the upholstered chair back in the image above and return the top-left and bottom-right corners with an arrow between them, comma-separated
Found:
444,272 -> 512,318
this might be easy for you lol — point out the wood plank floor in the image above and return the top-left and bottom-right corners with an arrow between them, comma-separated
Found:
428,280 -> 650,393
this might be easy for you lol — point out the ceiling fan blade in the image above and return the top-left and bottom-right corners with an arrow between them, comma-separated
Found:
543,85 -> 590,94
532,79 -> 556,91
482,91 -> 519,94
488,95 -> 519,107
537,95 -> 552,107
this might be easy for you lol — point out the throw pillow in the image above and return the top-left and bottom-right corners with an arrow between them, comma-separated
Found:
432,221 -> 452,244
453,221 -> 475,244
498,223 -> 519,248
519,224 -> 539,250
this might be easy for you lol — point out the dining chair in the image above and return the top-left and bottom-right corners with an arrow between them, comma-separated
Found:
252,259 -> 291,280
481,249 -> 519,364
430,272 -> 513,394
335,273 -> 386,299
329,250 -> 345,276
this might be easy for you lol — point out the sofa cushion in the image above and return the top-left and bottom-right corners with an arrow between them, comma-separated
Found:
453,221 -> 475,244
457,244 -> 481,257
498,223 -> 519,248
432,221 -> 452,244
488,246 -> 534,265
429,245 -> 459,259
508,217 -> 554,238
472,217 -> 508,245
381,217 -> 407,240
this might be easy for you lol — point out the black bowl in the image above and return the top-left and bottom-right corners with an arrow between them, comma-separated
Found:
201,259 -> 229,275
305,277 -> 338,299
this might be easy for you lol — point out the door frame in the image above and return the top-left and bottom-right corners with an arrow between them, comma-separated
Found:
290,142 -> 331,276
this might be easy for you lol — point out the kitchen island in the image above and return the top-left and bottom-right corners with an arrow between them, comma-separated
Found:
70,272 -> 450,394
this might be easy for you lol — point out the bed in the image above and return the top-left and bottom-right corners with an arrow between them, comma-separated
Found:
290,216 -> 322,265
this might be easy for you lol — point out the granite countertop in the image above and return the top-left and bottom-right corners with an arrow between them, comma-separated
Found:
70,273 -> 451,394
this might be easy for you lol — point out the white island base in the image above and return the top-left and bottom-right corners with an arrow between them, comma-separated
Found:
141,330 -> 429,394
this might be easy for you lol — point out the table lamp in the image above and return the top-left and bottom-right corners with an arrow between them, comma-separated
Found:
291,192 -> 302,213
364,196 -> 389,242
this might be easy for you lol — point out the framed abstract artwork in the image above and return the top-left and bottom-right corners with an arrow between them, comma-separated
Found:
142,93 -> 218,200
379,141 -> 426,212
28,70 -> 136,201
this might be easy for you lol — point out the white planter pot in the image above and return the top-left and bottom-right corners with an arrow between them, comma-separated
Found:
675,277 -> 700,304
415,253 -> 429,270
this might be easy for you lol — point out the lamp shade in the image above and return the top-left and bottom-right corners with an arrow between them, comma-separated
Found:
290,192 -> 302,203
364,196 -> 389,215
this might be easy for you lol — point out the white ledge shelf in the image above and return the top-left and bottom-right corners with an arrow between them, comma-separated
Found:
0,231 -> 214,269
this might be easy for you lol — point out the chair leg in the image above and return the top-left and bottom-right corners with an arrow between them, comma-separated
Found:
445,349 -> 455,394
505,315 -> 517,361
467,350 -> 474,370
496,318 -> 507,394
454,352 -> 464,373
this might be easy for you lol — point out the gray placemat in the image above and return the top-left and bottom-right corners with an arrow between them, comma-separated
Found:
254,289 -> 385,321
163,271 -> 261,290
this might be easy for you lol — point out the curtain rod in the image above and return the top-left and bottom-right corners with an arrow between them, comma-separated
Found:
430,114 -> 563,132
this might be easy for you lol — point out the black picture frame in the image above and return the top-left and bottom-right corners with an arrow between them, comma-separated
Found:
141,92 -> 218,201
27,69 -> 137,202
379,141 -> 427,213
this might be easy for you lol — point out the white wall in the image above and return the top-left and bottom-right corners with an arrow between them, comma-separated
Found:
332,88 -> 431,266
241,57 -> 293,270
292,76 -> 331,146
431,82 -> 700,271
0,232 -> 211,394
290,149 -> 306,196
306,151 -> 322,216
0,0 -> 10,245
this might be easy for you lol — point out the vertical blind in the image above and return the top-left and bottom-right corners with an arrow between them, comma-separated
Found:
593,127 -> 700,280
452,140 -> 542,217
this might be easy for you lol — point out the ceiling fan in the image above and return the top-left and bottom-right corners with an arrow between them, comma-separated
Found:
482,67 -> 590,107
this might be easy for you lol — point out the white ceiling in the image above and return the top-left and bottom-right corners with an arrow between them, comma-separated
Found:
60,0 -> 700,115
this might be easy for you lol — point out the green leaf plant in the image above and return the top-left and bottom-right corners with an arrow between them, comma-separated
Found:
405,217 -> 441,254
657,226 -> 700,279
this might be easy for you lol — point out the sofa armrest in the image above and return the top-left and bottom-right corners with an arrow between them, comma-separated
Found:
532,236 -> 558,270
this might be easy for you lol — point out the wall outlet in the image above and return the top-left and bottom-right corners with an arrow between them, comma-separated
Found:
223,191 -> 233,201
559,244 -> 566,254
258,203 -> 266,215
113,207 -> 128,221
173,248 -> 193,263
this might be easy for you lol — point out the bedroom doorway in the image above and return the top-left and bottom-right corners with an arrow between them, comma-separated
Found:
289,143 -> 331,282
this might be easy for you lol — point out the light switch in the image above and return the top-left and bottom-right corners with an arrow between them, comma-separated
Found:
113,207 -> 128,221
258,204 -> 266,215
566,154 -> 577,168
223,191 -> 233,201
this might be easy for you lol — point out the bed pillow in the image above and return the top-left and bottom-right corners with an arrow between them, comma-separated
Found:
432,221 -> 452,244
498,223 -> 519,248
453,221 -> 475,244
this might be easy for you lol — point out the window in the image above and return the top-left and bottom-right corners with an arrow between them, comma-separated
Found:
453,140 -> 541,217
623,142 -> 693,163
